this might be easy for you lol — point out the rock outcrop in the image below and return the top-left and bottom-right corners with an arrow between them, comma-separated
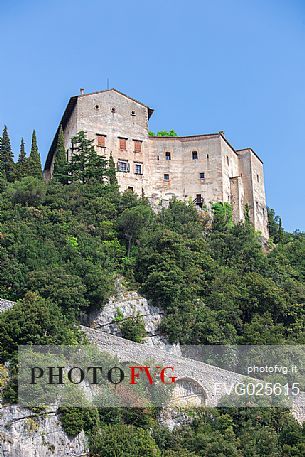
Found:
0,405 -> 88,457
87,278 -> 180,351
0,298 -> 14,314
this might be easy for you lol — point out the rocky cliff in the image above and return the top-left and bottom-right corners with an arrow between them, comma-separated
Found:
0,405 -> 88,457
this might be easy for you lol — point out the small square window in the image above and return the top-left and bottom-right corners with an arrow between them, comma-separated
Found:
192,151 -> 198,160
164,174 -> 169,181
128,186 -> 134,192
165,152 -> 171,160
200,172 -> 205,179
135,164 -> 142,175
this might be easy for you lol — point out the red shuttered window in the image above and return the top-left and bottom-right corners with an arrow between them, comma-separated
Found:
134,140 -> 142,153
96,134 -> 105,147
119,138 -> 127,150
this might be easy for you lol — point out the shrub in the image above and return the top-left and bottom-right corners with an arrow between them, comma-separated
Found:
59,407 -> 100,437
89,424 -> 161,456
119,314 -> 146,343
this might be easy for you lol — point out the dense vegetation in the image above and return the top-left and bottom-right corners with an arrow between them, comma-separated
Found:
1,126 -> 305,455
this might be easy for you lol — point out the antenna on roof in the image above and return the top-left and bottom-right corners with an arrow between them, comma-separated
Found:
107,78 -> 110,90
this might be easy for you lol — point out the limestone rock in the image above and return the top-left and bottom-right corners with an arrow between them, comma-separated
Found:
0,405 -> 88,457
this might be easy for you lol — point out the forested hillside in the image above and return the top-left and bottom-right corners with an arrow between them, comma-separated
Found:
1,127 -> 305,456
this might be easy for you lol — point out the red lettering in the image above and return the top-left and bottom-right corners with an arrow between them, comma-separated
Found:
160,366 -> 177,384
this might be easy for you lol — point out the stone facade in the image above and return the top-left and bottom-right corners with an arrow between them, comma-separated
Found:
45,88 -> 268,237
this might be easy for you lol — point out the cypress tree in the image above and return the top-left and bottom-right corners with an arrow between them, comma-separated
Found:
28,130 -> 42,178
0,126 -> 15,182
0,135 -> 2,181
16,138 -> 28,179
108,154 -> 118,187
18,138 -> 26,163
53,125 -> 68,184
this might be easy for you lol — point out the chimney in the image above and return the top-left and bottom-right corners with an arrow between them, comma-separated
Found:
80,88 -> 84,95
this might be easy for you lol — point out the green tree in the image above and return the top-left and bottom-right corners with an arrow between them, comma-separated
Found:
159,199 -> 206,238
240,312 -> 284,344
0,292 -> 81,362
0,126 -> 15,181
268,207 -> 284,243
212,202 -> 233,230
16,138 -> 28,179
108,153 -> 118,187
53,125 -> 68,184
89,424 -> 161,457
7,176 -> 46,206
118,204 -> 154,256
68,131 -> 107,183
28,130 -> 42,178
59,406 -> 100,437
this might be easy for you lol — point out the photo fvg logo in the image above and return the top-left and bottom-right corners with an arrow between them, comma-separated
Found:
30,365 -> 177,386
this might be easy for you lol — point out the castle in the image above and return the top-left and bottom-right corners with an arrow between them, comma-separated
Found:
44,88 -> 268,238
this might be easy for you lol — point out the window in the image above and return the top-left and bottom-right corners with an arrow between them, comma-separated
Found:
257,174 -> 260,182
133,140 -> 142,153
196,194 -> 203,208
128,186 -> 134,192
135,163 -> 142,175
117,160 -> 129,172
164,174 -> 169,181
119,137 -> 127,150
96,134 -> 106,147
192,151 -> 198,160
165,152 -> 171,160
111,107 -> 116,113
200,172 -> 205,179
131,110 -> 136,116
95,105 -> 99,110
227,156 -> 230,166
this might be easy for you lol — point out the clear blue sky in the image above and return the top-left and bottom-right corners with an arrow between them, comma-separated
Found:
1,0 -> 304,231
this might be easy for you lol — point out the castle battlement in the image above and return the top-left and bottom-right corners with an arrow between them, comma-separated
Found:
44,88 -> 268,238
